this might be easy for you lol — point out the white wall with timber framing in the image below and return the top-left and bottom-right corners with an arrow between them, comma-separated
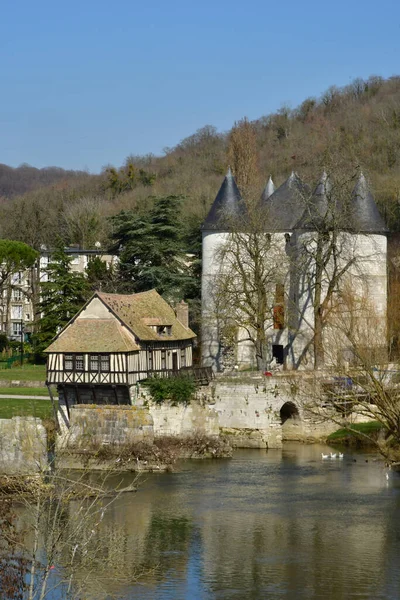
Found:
46,341 -> 193,386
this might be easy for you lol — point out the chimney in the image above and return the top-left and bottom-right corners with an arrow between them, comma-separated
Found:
175,300 -> 189,328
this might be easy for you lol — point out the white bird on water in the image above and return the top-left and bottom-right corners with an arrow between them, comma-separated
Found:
338,452 -> 344,459
321,453 -> 330,459
330,453 -> 337,459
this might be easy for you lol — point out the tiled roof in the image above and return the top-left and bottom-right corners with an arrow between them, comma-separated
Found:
97,290 -> 196,341
45,319 -> 139,353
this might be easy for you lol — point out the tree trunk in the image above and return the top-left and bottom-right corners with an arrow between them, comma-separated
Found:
255,327 -> 267,372
314,307 -> 325,369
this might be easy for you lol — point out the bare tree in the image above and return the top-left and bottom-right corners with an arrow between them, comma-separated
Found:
1,446 -> 143,600
301,290 -> 400,466
227,118 -> 260,196
63,197 -> 110,249
212,205 -> 288,371
291,169 -> 385,370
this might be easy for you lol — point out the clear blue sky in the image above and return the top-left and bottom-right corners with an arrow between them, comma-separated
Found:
1,0 -> 400,172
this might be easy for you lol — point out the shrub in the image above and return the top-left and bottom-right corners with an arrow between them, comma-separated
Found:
142,375 -> 196,405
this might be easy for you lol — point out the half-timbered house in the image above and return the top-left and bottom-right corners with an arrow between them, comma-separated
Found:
45,290 -> 196,408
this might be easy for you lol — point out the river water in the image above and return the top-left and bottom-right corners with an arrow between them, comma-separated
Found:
81,443 -> 400,600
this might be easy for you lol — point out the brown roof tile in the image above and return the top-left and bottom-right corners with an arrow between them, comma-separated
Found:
97,290 -> 196,341
45,319 -> 139,353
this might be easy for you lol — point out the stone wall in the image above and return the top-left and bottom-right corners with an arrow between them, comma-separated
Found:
0,417 -> 47,475
205,378 -> 291,449
149,401 -> 219,438
56,373 -> 370,452
65,405 -> 154,448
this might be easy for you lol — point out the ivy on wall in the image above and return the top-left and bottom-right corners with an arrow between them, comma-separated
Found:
142,376 -> 196,406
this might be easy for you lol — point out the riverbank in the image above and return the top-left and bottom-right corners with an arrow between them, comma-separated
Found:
327,421 -> 383,447
58,433 -> 233,472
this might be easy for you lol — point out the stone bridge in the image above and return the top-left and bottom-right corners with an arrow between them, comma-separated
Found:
199,374 -> 342,448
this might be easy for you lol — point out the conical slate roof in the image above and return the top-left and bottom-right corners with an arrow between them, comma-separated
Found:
261,176 -> 275,202
350,173 -> 388,233
295,172 -> 388,234
202,168 -> 247,230
261,171 -> 308,231
295,171 -> 338,231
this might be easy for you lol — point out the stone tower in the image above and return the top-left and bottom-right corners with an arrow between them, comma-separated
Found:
201,169 -> 248,370
290,172 -> 388,368
201,169 -> 388,372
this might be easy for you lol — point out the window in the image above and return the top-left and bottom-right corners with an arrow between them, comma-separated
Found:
11,272 -> 22,285
272,344 -> 284,365
100,355 -> 110,372
25,314 -> 30,321
157,325 -> 172,336
89,355 -> 99,372
180,348 -> 186,368
12,322 -> 22,337
148,350 -> 153,371
161,350 -> 166,370
11,305 -> 22,320
65,355 -> 73,371
88,354 -> 110,372
75,355 -> 84,371
273,284 -> 285,330
12,289 -> 22,301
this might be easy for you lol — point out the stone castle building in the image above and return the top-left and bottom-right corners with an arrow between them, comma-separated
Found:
201,169 -> 388,371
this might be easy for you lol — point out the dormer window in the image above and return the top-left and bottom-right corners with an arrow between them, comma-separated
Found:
157,325 -> 172,336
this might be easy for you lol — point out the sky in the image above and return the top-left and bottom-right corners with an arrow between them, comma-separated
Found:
1,0 -> 400,173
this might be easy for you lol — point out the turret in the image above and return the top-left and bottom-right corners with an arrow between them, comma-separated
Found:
201,169 -> 246,370
295,171 -> 336,231
261,176 -> 275,203
261,171 -> 308,232
349,173 -> 388,234
202,168 -> 247,231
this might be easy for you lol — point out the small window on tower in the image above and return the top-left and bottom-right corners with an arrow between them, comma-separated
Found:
273,284 -> 285,330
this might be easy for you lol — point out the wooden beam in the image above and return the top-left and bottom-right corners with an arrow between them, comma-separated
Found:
62,385 -> 71,422
46,381 -> 61,434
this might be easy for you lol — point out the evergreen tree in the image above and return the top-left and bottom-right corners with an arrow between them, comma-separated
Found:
111,196 -> 197,302
34,247 -> 90,356
86,256 -> 117,292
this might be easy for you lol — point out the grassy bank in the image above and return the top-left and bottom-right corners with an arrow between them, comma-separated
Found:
0,398 -> 56,420
327,421 -> 383,446
0,387 -> 49,396
0,364 -> 46,381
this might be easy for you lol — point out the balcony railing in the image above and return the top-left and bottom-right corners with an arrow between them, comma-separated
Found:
147,366 -> 214,386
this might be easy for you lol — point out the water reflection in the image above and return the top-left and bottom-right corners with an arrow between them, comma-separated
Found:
45,444 -> 400,599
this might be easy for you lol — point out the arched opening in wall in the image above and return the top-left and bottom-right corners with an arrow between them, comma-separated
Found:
280,401 -> 299,425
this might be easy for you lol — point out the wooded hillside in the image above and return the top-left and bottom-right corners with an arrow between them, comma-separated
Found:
2,74 -> 400,250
